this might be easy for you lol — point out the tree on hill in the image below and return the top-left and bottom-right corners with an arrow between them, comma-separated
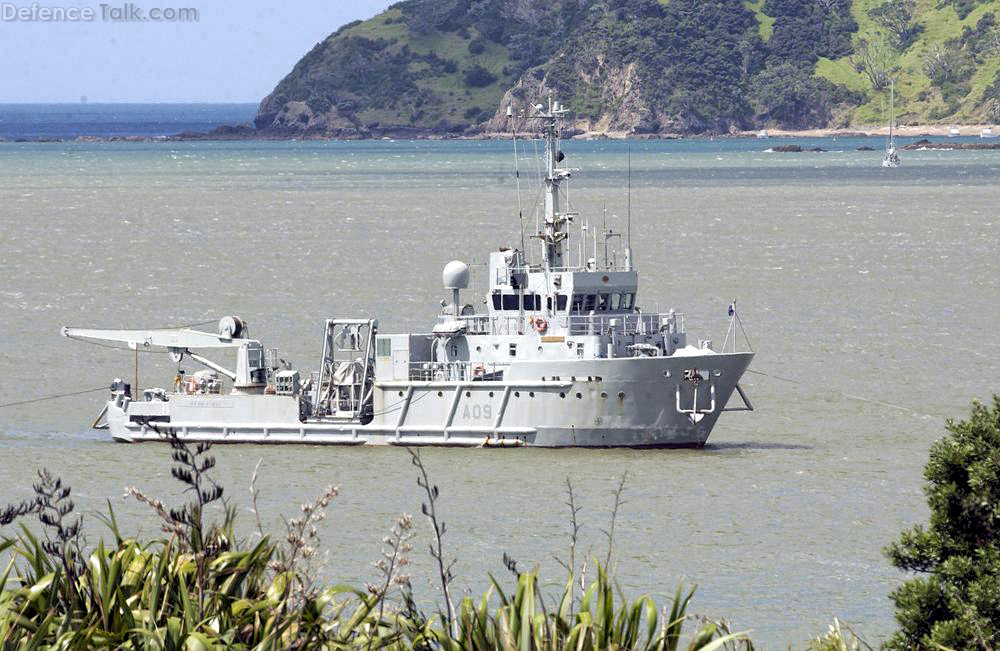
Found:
868,0 -> 923,51
750,62 -> 858,127
850,33 -> 898,91
885,396 -> 1000,651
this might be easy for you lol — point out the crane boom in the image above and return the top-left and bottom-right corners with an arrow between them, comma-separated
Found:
60,326 -> 248,350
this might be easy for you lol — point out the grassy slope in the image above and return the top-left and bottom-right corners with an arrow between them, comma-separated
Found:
327,9 -> 515,128
743,0 -> 775,40
803,0 -> 1000,125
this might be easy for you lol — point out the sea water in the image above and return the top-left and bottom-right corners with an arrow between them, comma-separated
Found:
1,131 -> 998,648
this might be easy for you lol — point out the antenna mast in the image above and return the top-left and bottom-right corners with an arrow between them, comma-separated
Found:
533,95 -> 571,271
625,145 -> 633,271
508,104 -> 527,255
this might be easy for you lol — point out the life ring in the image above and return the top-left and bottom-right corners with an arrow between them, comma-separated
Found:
532,317 -> 548,333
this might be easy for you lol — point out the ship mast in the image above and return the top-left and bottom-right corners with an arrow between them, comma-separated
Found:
537,96 -> 571,270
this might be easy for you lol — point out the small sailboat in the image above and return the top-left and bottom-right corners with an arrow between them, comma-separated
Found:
756,129 -> 769,139
882,80 -> 900,168
981,127 -> 996,139
948,126 -> 961,138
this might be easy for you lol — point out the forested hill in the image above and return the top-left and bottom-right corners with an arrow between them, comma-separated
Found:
254,0 -> 1000,137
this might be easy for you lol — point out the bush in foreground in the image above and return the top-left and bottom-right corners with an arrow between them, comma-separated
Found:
885,396 -> 1000,650
0,437 -> 752,650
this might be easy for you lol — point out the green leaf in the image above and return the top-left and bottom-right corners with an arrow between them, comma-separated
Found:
27,572 -> 54,602
688,630 -> 751,651
185,631 -> 216,651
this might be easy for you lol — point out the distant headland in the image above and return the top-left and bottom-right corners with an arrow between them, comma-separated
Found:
245,0 -> 1000,140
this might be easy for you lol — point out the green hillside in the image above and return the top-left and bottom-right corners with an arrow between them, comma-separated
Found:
255,0 -> 1000,136
815,0 -> 1000,125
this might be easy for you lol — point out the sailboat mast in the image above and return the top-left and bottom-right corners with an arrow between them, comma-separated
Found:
889,79 -> 894,145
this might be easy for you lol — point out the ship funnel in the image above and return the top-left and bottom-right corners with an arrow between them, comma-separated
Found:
442,260 -> 470,289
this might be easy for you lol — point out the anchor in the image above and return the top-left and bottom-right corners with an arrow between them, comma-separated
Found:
675,368 -> 716,424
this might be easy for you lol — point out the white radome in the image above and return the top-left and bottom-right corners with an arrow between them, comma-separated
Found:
442,260 -> 470,289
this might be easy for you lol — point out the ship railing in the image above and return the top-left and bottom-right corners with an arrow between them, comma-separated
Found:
560,312 -> 680,336
495,264 -> 633,283
408,361 -> 510,382
440,312 -> 684,337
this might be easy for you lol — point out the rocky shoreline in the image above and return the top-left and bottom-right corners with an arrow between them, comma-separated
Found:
902,138 -> 1000,150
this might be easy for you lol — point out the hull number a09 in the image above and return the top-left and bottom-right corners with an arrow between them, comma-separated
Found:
462,404 -> 493,421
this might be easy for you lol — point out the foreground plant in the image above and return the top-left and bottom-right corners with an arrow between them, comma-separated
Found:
885,396 -> 1000,651
1,437 -> 752,650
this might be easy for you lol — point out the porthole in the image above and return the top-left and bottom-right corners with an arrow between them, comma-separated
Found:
663,370 -> 672,378
489,391 -> 494,397
465,391 -> 471,397
601,391 -> 608,398
515,391 -> 521,397
560,392 -> 566,398
476,346 -> 482,353
398,391 -> 404,397
529,391 -> 535,398
618,391 -> 625,399
437,391 -> 443,397
576,392 -> 582,399
713,370 -> 722,377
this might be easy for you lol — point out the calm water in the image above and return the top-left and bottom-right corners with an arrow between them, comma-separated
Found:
1,135 -> 998,648
0,103 -> 258,140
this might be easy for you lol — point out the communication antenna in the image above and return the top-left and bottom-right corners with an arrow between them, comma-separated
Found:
509,104 -> 526,254
625,143 -> 632,249
602,202 -> 608,268
622,144 -> 634,271
626,145 -> 632,250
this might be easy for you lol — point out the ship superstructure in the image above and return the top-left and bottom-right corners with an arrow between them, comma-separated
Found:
63,97 -> 754,447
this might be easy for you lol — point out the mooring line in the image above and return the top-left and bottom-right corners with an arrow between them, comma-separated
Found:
747,368 -> 929,416
0,386 -> 108,409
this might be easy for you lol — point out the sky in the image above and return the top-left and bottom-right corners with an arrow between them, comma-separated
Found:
0,0 -> 394,102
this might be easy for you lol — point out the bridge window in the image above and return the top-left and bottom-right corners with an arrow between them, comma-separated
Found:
571,295 -> 584,314
611,294 -> 622,310
597,293 -> 610,311
495,293 -> 546,311
547,294 -> 568,312
622,293 -> 635,310
583,294 -> 597,312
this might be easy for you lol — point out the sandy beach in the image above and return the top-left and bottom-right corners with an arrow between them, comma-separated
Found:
739,124 -> 999,138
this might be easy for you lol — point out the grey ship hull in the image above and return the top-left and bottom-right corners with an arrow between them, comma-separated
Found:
107,352 -> 753,448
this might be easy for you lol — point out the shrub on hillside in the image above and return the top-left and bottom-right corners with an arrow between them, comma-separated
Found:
464,64 -> 497,87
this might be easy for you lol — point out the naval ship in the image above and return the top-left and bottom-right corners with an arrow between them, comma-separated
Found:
62,98 -> 755,447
